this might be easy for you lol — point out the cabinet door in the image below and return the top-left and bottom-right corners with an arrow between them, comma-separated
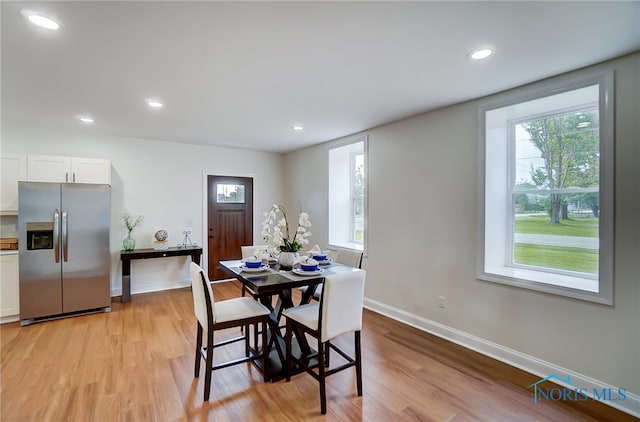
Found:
0,254 -> 20,319
27,154 -> 71,182
71,157 -> 111,185
0,153 -> 27,213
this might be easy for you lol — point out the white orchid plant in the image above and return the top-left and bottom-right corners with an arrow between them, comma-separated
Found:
261,204 -> 312,252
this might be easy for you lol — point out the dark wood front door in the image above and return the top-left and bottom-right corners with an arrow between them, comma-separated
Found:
207,175 -> 253,280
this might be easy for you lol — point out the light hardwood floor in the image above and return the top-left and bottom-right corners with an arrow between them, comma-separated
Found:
1,282 -> 635,421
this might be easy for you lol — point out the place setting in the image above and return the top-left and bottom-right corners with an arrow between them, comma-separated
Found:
290,246 -> 334,275
285,245 -> 335,276
306,245 -> 334,266
238,255 -> 272,274
291,257 -> 324,276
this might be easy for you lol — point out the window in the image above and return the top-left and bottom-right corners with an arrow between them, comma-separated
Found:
478,71 -> 613,304
328,135 -> 367,251
216,183 -> 245,203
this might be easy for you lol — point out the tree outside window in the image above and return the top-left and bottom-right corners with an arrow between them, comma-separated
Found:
479,71 -> 613,304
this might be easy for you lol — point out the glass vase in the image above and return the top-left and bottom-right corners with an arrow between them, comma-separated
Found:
122,233 -> 136,251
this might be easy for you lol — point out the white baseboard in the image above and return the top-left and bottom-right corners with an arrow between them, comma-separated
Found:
363,297 -> 640,418
0,314 -> 19,324
110,280 -> 191,297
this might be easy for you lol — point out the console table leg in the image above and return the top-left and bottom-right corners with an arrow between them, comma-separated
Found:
122,260 -> 131,303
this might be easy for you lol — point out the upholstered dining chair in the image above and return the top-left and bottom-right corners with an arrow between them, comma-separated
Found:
240,244 -> 270,299
300,248 -> 364,302
190,262 -> 270,401
335,248 -> 364,269
283,270 -> 366,414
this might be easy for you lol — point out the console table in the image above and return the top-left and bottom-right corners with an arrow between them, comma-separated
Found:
120,246 -> 203,303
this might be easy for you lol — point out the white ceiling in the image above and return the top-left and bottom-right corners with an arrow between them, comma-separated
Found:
2,1 -> 639,153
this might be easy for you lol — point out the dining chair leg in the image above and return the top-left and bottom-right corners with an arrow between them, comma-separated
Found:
194,323 -> 203,377
253,321 -> 259,353
318,340 -> 327,415
324,341 -> 330,367
240,285 -> 246,333
261,320 -> 268,382
204,329 -> 214,401
355,330 -> 363,396
285,319 -> 292,382
244,323 -> 250,357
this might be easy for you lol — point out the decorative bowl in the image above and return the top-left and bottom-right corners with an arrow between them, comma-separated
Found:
245,260 -> 262,268
300,263 -> 319,271
312,254 -> 328,261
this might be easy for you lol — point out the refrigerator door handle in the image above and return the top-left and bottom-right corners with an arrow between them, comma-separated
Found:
62,210 -> 68,262
53,209 -> 60,263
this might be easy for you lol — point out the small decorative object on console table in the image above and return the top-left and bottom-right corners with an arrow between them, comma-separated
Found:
153,229 -> 169,250
261,203 -> 312,269
178,230 -> 196,248
122,211 -> 143,251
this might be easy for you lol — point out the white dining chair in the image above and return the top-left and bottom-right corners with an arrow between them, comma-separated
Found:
335,248 -> 364,268
190,262 -> 271,401
300,248 -> 364,302
283,270 -> 366,414
240,244 -> 269,299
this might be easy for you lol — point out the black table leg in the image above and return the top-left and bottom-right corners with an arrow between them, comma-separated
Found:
122,259 -> 131,303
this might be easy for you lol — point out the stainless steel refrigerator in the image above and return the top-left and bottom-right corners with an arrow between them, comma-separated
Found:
18,182 -> 111,325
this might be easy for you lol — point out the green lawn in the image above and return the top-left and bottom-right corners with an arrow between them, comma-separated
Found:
514,214 -> 598,273
515,243 -> 598,274
515,214 -> 598,237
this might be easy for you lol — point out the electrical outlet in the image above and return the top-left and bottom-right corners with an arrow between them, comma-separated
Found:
437,296 -> 446,309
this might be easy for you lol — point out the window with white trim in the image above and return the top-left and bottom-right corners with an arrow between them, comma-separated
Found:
328,135 -> 367,251
478,71 -> 613,304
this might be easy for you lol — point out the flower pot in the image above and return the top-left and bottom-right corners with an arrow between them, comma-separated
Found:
278,251 -> 299,269
122,233 -> 136,251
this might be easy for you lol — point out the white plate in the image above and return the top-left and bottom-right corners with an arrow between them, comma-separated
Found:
240,265 -> 270,273
292,268 -> 324,276
317,258 -> 333,266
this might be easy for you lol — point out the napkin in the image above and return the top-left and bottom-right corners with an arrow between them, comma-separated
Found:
294,255 -> 319,266
308,244 -> 322,255
307,245 -> 322,256
241,255 -> 262,263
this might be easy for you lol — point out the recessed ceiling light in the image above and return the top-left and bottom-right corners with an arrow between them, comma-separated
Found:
470,48 -> 494,60
77,115 -> 94,124
292,125 -> 304,131
21,10 -> 61,30
146,99 -> 163,108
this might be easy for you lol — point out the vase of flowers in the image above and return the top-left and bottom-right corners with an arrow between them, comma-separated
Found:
261,204 -> 312,268
123,211 -> 143,251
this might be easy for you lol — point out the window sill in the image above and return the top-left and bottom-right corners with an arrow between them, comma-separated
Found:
478,265 -> 611,305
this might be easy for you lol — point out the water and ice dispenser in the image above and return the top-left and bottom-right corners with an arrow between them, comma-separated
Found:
26,222 -> 54,250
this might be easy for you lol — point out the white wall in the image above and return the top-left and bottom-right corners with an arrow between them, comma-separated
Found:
1,127 -> 284,295
284,52 -> 640,402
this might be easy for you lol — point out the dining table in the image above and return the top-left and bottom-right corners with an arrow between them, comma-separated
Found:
218,258 -> 363,381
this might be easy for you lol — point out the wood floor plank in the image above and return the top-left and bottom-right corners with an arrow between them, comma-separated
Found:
1,281 -> 636,421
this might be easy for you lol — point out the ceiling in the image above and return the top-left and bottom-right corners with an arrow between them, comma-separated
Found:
2,1 -> 639,153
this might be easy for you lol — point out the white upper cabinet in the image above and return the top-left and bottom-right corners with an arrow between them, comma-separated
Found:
27,154 -> 111,185
0,153 -> 27,213
26,154 -> 71,183
70,157 -> 112,184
